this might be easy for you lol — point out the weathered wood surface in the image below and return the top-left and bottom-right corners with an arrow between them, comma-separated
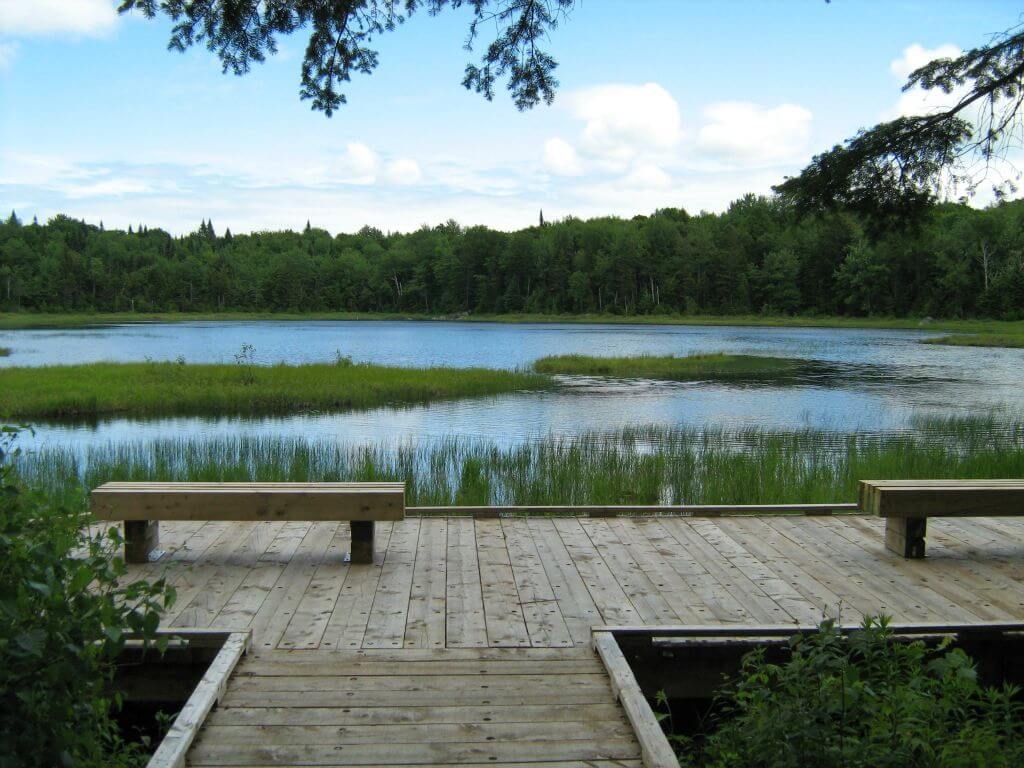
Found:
124,515 -> 1024,649
860,479 -> 1024,518
187,646 -> 641,768
93,482 -> 405,521
150,513 -> 1024,768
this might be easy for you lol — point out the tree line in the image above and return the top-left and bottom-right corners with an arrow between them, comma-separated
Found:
2,195 -> 1024,319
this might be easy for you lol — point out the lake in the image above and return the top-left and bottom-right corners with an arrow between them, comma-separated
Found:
2,320 -> 1022,451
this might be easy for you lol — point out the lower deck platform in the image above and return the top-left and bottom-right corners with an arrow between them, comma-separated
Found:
189,646 -> 641,768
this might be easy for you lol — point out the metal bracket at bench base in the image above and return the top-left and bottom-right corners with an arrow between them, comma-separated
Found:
885,517 -> 927,559
123,519 -> 378,565
125,520 -> 161,564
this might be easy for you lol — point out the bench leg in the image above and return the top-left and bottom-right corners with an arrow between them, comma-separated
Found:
124,520 -> 160,564
885,517 -> 926,559
350,521 -> 375,564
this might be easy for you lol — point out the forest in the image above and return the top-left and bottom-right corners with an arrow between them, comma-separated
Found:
2,194 -> 1024,319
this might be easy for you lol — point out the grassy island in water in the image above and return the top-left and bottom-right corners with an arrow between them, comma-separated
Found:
533,353 -> 806,381
0,360 -> 552,419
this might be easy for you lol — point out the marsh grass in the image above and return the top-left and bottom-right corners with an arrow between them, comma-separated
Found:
15,416 -> 1024,510
922,333 -> 1024,348
0,360 -> 553,419
0,347 -> 9,356
533,353 -> 806,381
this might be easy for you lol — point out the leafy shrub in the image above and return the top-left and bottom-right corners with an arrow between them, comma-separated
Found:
0,428 -> 175,768
674,617 -> 1024,768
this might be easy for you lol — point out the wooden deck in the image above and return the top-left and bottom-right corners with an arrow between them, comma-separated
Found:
125,514 -> 1024,767
134,515 -> 1024,648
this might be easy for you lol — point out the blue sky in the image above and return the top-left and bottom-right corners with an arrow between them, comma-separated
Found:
1,0 -> 1022,235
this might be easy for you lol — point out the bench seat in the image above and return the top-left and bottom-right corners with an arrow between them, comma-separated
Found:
92,481 -> 405,564
859,479 -> 1024,558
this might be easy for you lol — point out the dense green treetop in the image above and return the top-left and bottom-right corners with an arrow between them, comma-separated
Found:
2,197 -> 1023,319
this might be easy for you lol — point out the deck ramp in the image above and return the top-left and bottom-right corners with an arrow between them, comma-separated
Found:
186,646 -> 642,767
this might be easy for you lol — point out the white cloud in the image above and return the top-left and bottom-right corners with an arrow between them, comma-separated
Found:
890,43 -> 961,80
0,0 -> 118,37
384,158 -> 422,185
696,102 -> 812,165
542,137 -> 583,176
342,142 -> 378,177
623,163 -> 671,189
569,82 -> 682,166
889,43 -> 965,119
0,40 -> 16,68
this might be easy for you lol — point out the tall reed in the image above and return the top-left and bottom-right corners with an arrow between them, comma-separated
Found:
13,416 -> 1024,510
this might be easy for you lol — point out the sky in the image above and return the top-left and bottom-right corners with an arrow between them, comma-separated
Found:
1,0 -> 1022,236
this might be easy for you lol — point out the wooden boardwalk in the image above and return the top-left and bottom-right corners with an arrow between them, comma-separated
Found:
124,514 -> 1024,767
187,646 -> 642,767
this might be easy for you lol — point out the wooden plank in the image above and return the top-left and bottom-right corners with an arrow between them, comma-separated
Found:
501,518 -> 573,648
859,480 -> 1024,518
278,524 -> 353,648
690,519 -> 825,625
208,702 -> 628,727
221,686 -> 619,708
474,519 -> 532,647
236,658 -> 604,676
247,522 -> 340,649
196,719 -> 635,745
226,672 -> 614,693
662,519 -> 793,624
526,517 -> 603,646
580,519 -> 680,625
319,522 -> 395,651
445,517 -> 489,648
363,519 -> 421,648
554,518 -> 641,626
727,516 -> 861,623
593,631 -> 678,768
633,519 -> 751,624
146,631 -> 250,768
93,481 -> 404,522
409,503 -> 857,516
606,518 -> 710,624
404,518 -> 448,649
187,738 -> 641,766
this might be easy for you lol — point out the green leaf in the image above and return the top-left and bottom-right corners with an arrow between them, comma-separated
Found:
16,628 -> 47,657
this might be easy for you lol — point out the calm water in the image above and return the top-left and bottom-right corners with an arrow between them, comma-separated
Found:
2,320 -> 1022,451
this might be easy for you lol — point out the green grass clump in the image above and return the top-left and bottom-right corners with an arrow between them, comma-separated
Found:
14,416 -> 1024,510
533,353 -> 805,381
923,333 -> 1024,348
0,347 -> 9,356
0,360 -> 553,419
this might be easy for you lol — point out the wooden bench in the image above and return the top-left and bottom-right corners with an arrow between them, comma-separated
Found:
91,482 -> 405,565
859,479 -> 1024,558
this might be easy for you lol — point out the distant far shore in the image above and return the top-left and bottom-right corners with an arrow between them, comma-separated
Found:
1,311 -> 1024,345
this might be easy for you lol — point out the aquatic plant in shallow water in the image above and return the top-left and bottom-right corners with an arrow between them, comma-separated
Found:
13,416 -> 1024,510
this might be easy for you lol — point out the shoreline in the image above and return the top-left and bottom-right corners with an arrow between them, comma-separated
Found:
2,310 -> 1023,335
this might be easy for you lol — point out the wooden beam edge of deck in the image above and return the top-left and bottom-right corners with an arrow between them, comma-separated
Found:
593,631 -> 677,768
146,631 -> 251,768
407,503 -> 859,518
